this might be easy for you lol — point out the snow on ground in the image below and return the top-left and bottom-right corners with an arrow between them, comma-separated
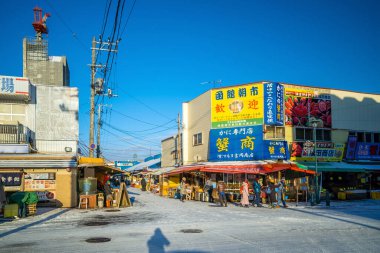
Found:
1,187 -> 380,253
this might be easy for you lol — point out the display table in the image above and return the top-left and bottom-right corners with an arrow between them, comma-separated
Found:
79,194 -> 97,209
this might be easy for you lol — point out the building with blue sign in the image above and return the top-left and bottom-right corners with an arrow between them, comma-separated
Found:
162,81 -> 380,199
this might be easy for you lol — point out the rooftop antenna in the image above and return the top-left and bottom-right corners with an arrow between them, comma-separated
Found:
32,6 -> 51,40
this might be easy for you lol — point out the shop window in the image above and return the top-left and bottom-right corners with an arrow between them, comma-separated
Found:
374,133 -> 380,143
348,131 -> 356,136
193,133 -> 202,146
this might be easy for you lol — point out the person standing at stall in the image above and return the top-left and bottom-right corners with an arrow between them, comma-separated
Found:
240,179 -> 249,208
180,177 -> 187,202
253,177 -> 263,207
277,177 -> 288,208
204,177 -> 214,203
217,181 -> 227,207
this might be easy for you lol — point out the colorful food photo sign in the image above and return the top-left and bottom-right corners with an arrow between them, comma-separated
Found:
264,82 -> 284,126
211,83 -> 263,129
290,142 -> 345,162
284,86 -> 332,128
209,126 -> 264,161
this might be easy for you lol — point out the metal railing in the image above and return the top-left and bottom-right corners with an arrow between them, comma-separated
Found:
0,124 -> 31,144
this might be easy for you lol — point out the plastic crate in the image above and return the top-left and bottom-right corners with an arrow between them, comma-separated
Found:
27,203 -> 37,216
4,203 -> 19,218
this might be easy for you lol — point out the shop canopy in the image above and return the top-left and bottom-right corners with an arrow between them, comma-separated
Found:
78,157 -> 124,174
294,162 -> 380,173
166,161 -> 316,176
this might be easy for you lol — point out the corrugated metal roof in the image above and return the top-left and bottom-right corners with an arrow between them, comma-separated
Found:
0,159 -> 76,168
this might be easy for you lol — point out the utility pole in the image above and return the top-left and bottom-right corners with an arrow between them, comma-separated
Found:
88,36 -> 119,157
89,37 -> 96,157
177,113 -> 182,166
96,104 -> 111,158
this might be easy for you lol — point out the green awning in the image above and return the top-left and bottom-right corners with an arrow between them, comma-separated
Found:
294,162 -> 367,173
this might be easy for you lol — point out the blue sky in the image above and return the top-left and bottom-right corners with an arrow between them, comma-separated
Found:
0,0 -> 379,161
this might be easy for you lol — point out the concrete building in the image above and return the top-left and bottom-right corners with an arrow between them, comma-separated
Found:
23,37 -> 70,86
0,75 -> 79,207
162,81 -> 380,198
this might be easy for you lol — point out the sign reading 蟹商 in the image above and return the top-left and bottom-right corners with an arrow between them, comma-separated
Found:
263,140 -> 288,160
209,126 -> 264,161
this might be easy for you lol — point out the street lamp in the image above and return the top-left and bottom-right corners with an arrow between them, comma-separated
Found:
310,120 -> 320,204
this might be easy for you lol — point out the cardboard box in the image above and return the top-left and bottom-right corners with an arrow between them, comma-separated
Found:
4,204 -> 19,218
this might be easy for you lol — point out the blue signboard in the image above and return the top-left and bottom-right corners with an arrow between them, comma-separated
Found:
355,143 -> 380,160
264,82 -> 284,125
263,140 -> 288,160
209,126 -> 264,161
114,160 -> 139,171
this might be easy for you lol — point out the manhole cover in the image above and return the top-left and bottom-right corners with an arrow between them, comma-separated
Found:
85,237 -> 111,243
180,229 -> 203,233
105,209 -> 120,212
84,221 -> 110,226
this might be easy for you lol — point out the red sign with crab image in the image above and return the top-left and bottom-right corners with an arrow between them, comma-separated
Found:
284,87 -> 332,128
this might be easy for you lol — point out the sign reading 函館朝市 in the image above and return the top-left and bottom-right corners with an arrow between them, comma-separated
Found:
211,83 -> 263,129
284,86 -> 332,128
209,126 -> 264,161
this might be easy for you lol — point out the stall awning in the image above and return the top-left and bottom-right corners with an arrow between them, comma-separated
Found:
165,161 -> 317,176
125,158 -> 161,172
293,162 -> 380,172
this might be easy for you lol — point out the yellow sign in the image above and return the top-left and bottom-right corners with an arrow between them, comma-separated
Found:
211,83 -> 263,128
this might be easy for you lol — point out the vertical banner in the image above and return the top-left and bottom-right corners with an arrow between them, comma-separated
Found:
209,126 -> 264,161
264,82 -> 284,125
263,140 -> 288,159
345,136 -> 357,160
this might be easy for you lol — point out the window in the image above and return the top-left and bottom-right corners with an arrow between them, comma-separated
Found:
349,131 -> 380,143
357,132 -> 365,142
365,133 -> 372,143
193,133 -> 202,146
295,128 -> 304,140
295,127 -> 331,141
264,126 -> 285,139
0,103 -> 26,124
374,133 -> 380,143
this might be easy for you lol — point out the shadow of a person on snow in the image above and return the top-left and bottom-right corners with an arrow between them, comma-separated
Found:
147,228 -> 210,253
147,228 -> 170,253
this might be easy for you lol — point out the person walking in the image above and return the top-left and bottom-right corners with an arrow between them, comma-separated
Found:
277,177 -> 288,208
179,177 -> 187,202
204,177 -> 214,203
217,181 -> 227,207
253,177 -> 263,207
141,177 -> 147,191
240,179 -> 249,208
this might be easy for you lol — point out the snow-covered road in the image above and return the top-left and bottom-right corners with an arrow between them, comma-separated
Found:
1,188 -> 380,253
